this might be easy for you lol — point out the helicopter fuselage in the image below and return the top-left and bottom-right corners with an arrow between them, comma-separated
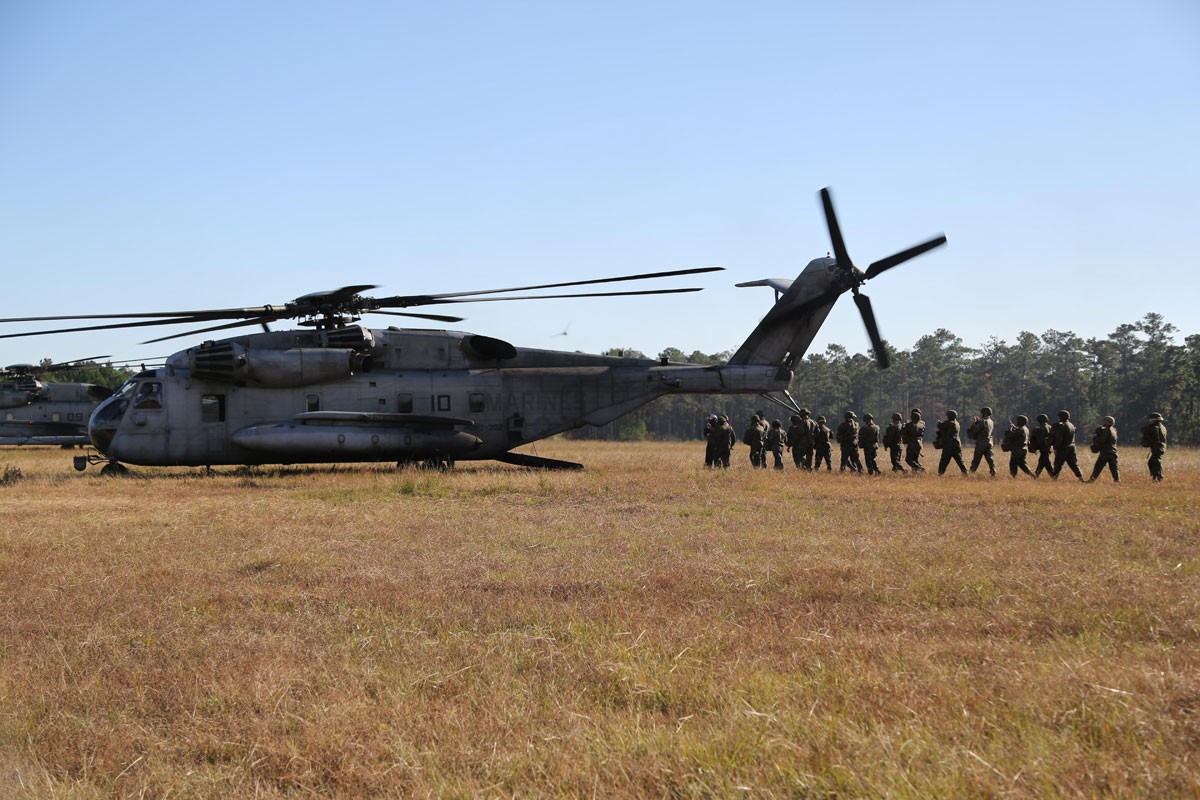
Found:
88,327 -> 789,467
0,379 -> 114,446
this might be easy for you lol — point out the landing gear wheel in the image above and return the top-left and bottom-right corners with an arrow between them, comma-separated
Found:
100,462 -> 129,477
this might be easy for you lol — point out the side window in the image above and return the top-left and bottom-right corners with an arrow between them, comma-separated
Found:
397,393 -> 413,413
134,381 -> 163,410
469,393 -> 485,413
52,413 -> 62,423
435,394 -> 451,412
201,394 -> 226,423
306,394 -> 320,412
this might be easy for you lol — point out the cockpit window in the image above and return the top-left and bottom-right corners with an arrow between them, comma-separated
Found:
134,381 -> 163,410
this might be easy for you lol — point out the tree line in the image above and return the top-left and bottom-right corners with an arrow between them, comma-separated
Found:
573,313 -> 1200,446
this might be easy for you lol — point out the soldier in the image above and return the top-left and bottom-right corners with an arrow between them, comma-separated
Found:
1002,415 -> 1035,478
743,415 -> 766,468
1029,413 -> 1053,477
902,408 -> 926,471
813,415 -> 833,471
710,414 -> 735,468
1141,412 -> 1167,481
936,409 -> 968,476
703,414 -> 718,467
786,408 -> 817,469
883,412 -> 906,472
1087,416 -> 1120,482
967,406 -> 997,476
859,413 -> 882,475
766,419 -> 786,470
837,411 -> 863,473
1050,410 -> 1084,480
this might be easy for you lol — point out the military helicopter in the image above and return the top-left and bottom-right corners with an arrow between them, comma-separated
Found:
0,188 -> 946,473
0,357 -> 121,446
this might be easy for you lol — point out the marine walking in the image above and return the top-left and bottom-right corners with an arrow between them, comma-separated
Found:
701,402 -> 1169,486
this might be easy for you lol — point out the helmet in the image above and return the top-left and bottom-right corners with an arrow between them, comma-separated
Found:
790,414 -> 801,423
708,414 -> 717,422
845,411 -> 856,419
946,409 -> 958,420
1149,412 -> 1163,420
911,408 -> 922,419
817,415 -> 826,423
1016,414 -> 1028,425
1103,415 -> 1115,426
863,413 -> 874,421
1036,414 -> 1049,424
1058,410 -> 1071,420
981,406 -> 992,416
799,408 -> 810,417
718,414 -> 728,422
772,419 -> 782,427
892,412 -> 902,421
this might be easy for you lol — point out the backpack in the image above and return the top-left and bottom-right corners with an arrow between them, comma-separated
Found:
1090,427 -> 1103,453
1140,423 -> 1158,447
742,426 -> 760,446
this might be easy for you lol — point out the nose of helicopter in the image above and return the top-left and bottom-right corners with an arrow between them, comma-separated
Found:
89,423 -> 116,456
87,394 -> 127,456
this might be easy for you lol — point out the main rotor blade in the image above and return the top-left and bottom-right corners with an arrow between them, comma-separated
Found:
411,287 -> 704,305
372,267 -> 723,307
141,316 -> 280,344
820,187 -> 854,273
0,315 -> 231,340
366,310 -> 465,323
43,355 -> 113,371
864,234 -> 948,281
853,292 -> 890,370
0,306 -> 290,324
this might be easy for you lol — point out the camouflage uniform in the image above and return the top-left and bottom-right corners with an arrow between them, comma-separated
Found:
1002,415 -> 1035,478
703,414 -> 718,467
710,415 -> 735,468
1050,410 -> 1083,480
1029,414 -> 1053,477
766,420 -> 786,470
744,416 -> 767,469
936,410 -> 968,476
813,416 -> 833,471
859,414 -> 882,475
883,412 -> 906,472
786,409 -> 817,470
901,409 -> 926,471
1141,412 -> 1166,481
968,407 -> 996,476
1088,416 -> 1119,482
837,412 -> 863,473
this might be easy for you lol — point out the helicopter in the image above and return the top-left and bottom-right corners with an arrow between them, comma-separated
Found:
0,188 -> 946,473
0,358 -> 122,446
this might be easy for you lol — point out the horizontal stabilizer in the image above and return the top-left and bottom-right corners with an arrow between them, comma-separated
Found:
735,278 -> 794,293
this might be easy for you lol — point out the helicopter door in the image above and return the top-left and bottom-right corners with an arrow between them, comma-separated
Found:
198,393 -> 228,463
119,379 -> 170,463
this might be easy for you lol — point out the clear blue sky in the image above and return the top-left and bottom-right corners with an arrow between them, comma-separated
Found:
2,1 -> 1198,368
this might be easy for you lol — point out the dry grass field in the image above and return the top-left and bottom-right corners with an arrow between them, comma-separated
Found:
0,440 -> 1197,798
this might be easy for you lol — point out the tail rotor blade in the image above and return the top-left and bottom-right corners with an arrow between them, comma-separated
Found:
820,187 -> 854,272
853,292 -> 890,369
864,234 -> 947,280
